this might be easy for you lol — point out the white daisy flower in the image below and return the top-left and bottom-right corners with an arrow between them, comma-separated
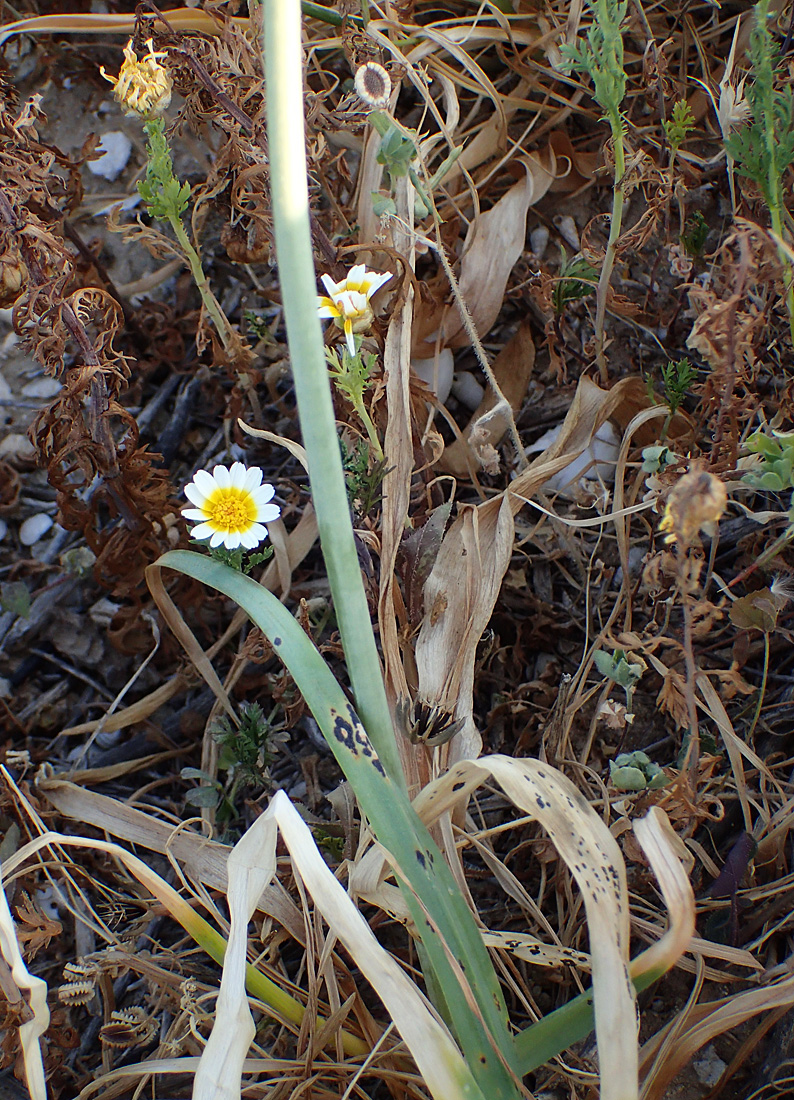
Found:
317,264 -> 392,355
182,463 -> 280,550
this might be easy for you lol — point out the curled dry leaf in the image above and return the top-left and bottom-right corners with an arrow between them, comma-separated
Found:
414,151 -> 556,355
415,375 -> 654,761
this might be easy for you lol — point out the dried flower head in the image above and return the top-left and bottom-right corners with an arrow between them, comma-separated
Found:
182,463 -> 280,550
101,39 -> 172,118
658,469 -> 727,547
354,62 -> 392,107
317,264 -> 392,355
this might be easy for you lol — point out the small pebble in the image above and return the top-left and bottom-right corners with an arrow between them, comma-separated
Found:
529,225 -> 549,259
692,1046 -> 727,1087
451,371 -> 485,410
411,346 -> 455,403
88,131 -> 133,181
19,513 -> 53,546
553,214 -> 580,251
21,376 -> 62,399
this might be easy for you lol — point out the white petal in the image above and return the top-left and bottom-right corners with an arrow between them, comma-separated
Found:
209,529 -> 226,548
348,264 -> 367,284
345,325 -> 357,356
224,530 -> 242,549
229,462 -> 248,488
182,507 -> 208,521
240,525 -> 266,548
251,483 -> 275,506
321,273 -> 339,297
256,503 -> 281,523
365,270 -> 392,294
192,469 -> 217,498
243,466 -> 263,493
184,483 -> 210,509
213,465 -> 231,489
189,522 -> 215,541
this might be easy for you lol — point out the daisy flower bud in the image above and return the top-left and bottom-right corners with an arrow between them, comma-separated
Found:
317,264 -> 392,355
182,463 -> 280,550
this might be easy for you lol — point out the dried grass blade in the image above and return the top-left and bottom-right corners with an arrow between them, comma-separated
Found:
0,865 -> 49,1100
639,975 -> 794,1100
630,808 -> 696,985
412,754 -> 638,1100
195,791 -> 488,1100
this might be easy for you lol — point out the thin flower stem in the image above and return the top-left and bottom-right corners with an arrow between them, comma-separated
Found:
745,630 -> 769,743
595,117 -> 625,381
168,214 -> 235,352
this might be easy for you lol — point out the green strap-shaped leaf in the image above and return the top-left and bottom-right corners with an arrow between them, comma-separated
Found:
153,549 -> 522,1100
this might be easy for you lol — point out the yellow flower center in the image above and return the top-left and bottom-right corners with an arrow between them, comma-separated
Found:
205,488 -> 256,534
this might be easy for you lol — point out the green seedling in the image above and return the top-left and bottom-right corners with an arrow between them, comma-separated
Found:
213,701 -> 287,788
552,250 -> 599,315
664,99 -> 696,160
594,648 -> 646,720
368,109 -> 462,220
610,751 -> 668,791
724,0 -> 794,343
139,118 -> 236,352
189,539 -> 274,575
742,429 -> 794,492
641,444 -> 678,474
644,357 -> 696,439
661,357 -> 696,415
561,0 -> 629,378
340,437 -> 388,517
326,344 -> 384,460
729,430 -> 794,586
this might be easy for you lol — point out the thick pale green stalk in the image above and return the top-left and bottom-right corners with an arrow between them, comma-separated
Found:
155,551 -> 522,1099
262,0 -> 402,789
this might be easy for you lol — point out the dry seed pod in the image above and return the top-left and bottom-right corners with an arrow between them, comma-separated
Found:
354,62 -> 391,108
59,960 -> 101,1006
100,1006 -> 157,1048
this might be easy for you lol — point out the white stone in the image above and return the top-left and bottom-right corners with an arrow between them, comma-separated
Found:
530,225 -> 549,259
0,433 -> 35,461
21,376 -> 62,399
692,1045 -> 727,1087
411,345 -> 455,403
451,371 -> 485,410
87,131 -> 133,181
19,513 -> 53,546
553,214 -> 580,251
526,420 -> 620,496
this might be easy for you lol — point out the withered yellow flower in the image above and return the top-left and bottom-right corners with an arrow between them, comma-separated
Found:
101,39 -> 172,118
659,469 -> 727,547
